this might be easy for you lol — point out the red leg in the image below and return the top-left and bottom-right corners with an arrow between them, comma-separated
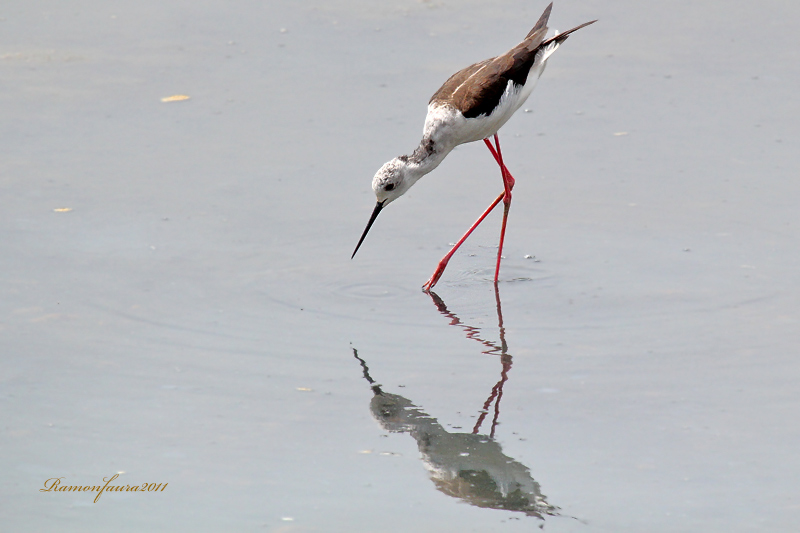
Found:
422,190 -> 505,291
485,134 -> 515,282
484,135 -> 516,195
421,134 -> 516,291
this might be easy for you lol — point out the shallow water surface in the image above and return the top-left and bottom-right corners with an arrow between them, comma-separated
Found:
3,0 -> 799,531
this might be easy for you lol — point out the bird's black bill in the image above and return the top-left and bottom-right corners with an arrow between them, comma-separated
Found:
352,200 -> 385,259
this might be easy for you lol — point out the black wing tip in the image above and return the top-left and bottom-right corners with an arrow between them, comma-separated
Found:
526,2 -> 553,39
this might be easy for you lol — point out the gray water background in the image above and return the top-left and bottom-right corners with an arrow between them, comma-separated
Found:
2,0 -> 799,531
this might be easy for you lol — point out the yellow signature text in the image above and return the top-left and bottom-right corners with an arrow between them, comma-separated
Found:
40,474 -> 167,503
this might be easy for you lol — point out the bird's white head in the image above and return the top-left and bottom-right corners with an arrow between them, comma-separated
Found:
372,156 -> 414,206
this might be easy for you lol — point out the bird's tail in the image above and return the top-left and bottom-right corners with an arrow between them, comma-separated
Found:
536,19 -> 597,63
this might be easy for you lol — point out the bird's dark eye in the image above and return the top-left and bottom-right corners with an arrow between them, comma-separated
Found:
385,183 -> 395,191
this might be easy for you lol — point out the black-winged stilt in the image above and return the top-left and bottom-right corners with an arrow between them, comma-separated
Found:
351,3 -> 595,290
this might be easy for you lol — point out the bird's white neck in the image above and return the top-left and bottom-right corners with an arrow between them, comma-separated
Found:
402,137 -> 454,185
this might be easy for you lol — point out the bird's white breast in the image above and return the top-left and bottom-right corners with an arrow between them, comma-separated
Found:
423,59 -> 549,148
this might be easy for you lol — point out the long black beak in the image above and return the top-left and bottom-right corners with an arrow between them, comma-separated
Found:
352,200 -> 385,259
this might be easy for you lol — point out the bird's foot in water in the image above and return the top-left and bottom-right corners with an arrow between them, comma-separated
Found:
422,260 -> 449,291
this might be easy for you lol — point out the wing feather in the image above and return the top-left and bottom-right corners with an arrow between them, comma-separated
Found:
429,6 -> 595,120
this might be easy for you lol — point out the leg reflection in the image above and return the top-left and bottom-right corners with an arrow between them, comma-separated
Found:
428,284 -> 510,438
352,287 -> 560,520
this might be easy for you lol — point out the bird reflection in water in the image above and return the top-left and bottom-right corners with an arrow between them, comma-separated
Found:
353,285 -> 559,521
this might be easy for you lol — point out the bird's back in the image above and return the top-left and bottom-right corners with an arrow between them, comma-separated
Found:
429,4 -> 552,119
425,4 -> 594,145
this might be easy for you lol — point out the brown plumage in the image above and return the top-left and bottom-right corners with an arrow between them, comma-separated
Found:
430,3 -> 594,119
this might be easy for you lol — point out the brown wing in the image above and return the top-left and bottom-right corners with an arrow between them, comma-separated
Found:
526,2 -> 552,39
429,5 -> 553,118
428,58 -> 493,107
429,3 -> 596,120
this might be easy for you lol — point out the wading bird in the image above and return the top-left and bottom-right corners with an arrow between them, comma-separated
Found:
351,3 -> 595,290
